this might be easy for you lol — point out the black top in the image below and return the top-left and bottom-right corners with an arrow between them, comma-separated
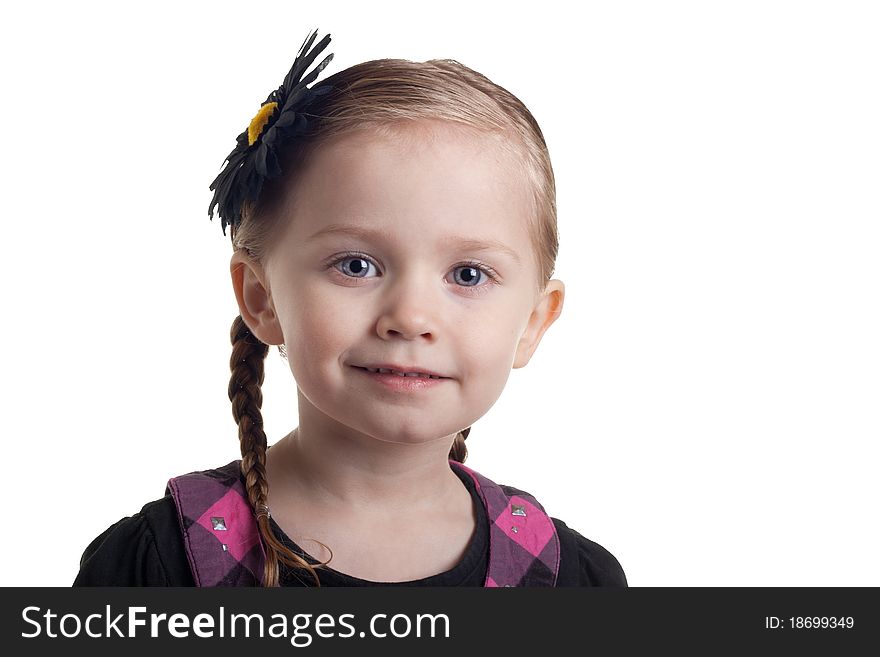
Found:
74,465 -> 627,587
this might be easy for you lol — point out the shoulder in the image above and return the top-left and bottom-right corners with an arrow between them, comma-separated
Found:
552,517 -> 628,587
489,476 -> 626,587
73,494 -> 194,586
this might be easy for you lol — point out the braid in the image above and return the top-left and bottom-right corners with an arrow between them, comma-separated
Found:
449,426 -> 470,463
228,315 -> 327,587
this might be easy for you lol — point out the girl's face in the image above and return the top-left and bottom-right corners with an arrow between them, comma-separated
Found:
233,122 -> 564,447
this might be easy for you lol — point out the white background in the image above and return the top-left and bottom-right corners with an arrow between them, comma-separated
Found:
1,0 -> 877,586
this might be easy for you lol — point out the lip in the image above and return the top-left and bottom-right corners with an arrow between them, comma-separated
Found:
351,365 -> 450,392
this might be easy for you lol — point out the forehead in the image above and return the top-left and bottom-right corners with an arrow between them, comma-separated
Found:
279,122 -> 535,249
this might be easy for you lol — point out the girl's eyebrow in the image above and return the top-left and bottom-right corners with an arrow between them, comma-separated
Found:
306,223 -> 521,263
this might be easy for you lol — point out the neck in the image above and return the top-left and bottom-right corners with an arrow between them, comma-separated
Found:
265,408 -> 465,516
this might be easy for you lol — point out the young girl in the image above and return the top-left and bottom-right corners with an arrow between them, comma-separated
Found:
74,29 -> 626,588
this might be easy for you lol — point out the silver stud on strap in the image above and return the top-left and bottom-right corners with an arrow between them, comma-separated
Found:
511,504 -> 527,517
511,525 -> 519,533
211,517 -> 228,531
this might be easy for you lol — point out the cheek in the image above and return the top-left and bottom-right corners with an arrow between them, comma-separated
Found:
279,288 -> 364,381
459,304 -> 526,381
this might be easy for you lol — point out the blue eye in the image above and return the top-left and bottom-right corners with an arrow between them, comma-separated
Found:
334,255 -> 378,278
452,265 -> 485,287
329,252 -> 498,289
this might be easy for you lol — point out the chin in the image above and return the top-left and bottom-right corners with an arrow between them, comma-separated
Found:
360,421 -> 454,446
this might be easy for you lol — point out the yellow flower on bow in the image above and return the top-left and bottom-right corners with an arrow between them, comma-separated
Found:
247,102 -> 279,146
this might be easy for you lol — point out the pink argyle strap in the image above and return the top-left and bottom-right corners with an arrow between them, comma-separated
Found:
449,460 -> 560,587
168,459 -> 559,587
166,461 -> 266,586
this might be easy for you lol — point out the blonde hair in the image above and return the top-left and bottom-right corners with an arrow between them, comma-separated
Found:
226,57 -> 559,587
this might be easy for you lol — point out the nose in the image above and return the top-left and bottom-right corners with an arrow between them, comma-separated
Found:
375,271 -> 437,342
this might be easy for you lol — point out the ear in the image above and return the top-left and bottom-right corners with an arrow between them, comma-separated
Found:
513,279 -> 565,369
229,251 -> 285,346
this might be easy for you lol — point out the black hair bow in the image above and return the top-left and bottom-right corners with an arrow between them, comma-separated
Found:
208,29 -> 334,236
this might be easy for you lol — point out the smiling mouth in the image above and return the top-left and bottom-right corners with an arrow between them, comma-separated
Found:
352,366 -> 448,380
